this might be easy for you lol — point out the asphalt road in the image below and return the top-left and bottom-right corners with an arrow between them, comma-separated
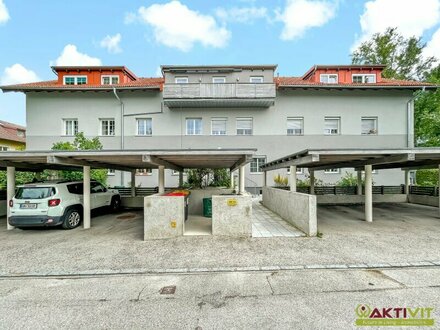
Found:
0,267 -> 439,329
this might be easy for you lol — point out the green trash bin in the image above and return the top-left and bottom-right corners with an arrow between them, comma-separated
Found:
203,197 -> 212,218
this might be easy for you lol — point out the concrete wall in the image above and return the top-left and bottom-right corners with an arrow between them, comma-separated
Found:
188,188 -> 234,216
408,195 -> 439,207
0,200 -> 6,217
317,194 -> 408,205
144,195 -> 184,240
212,194 -> 252,238
262,187 -> 317,236
121,196 -> 144,208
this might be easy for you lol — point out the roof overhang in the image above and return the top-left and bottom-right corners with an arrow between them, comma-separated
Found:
0,86 -> 161,93
161,65 -> 278,75
261,148 -> 440,172
0,149 -> 256,172
277,85 -> 437,91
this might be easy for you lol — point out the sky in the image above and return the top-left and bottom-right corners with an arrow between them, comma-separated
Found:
0,0 -> 439,126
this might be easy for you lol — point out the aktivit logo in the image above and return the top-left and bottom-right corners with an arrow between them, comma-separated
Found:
355,304 -> 435,326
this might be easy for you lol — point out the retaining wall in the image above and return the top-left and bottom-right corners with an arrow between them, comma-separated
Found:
317,194 -> 408,205
408,195 -> 439,207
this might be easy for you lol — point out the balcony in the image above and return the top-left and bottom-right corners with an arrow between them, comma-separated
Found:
163,83 -> 276,108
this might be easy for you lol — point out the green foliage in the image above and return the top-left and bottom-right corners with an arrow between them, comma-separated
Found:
186,168 -> 231,189
273,174 -> 288,187
351,27 -> 436,80
337,172 -> 363,187
296,176 -> 324,188
416,169 -> 438,186
210,169 -> 230,187
0,171 -> 46,189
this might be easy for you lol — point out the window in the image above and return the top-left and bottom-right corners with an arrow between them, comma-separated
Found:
63,76 -> 87,85
100,119 -> 115,136
287,167 -> 303,174
250,157 -> 266,173
352,74 -> 376,84
324,168 -> 340,174
136,118 -> 152,136
236,118 -> 253,135
107,169 -> 115,176
175,77 -> 188,84
0,146 -> 8,151
324,117 -> 340,135
63,119 -> 78,136
91,182 -> 106,193
320,74 -> 338,84
361,117 -> 378,135
211,118 -> 227,135
186,118 -> 202,135
102,75 -> 119,85
136,168 -> 152,175
287,117 -> 304,135
250,76 -> 264,83
212,77 -> 226,83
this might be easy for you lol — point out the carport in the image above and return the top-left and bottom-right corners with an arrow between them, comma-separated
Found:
0,149 -> 255,231
261,148 -> 440,223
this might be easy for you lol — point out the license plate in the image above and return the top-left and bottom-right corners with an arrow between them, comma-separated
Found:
20,203 -> 37,209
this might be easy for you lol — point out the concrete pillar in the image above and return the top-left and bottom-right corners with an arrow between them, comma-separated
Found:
309,170 -> 315,195
365,165 -> 373,222
158,166 -> 165,194
179,171 -> 184,187
131,170 -> 136,197
230,171 -> 235,189
357,170 -> 362,195
263,170 -> 267,187
239,165 -> 245,194
289,165 -> 297,192
405,170 -> 410,196
83,166 -> 91,229
6,166 -> 15,230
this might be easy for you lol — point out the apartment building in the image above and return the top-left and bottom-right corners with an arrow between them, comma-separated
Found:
1,64 -> 427,189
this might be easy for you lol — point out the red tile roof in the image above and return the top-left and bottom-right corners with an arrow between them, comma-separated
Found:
0,120 -> 26,143
276,77 -> 436,88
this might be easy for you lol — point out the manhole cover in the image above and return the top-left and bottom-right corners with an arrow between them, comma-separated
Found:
116,213 -> 137,220
160,286 -> 176,295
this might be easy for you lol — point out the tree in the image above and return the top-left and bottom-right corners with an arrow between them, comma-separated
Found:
185,168 -> 231,189
352,27 -> 436,80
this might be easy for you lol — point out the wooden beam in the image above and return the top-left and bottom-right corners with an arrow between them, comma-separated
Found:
142,155 -> 182,172
262,154 -> 319,172
230,155 -> 252,172
47,156 -> 135,172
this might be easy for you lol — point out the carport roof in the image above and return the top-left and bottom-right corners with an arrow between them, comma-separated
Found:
261,148 -> 440,172
0,149 -> 256,172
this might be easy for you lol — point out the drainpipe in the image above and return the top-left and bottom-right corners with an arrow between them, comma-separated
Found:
407,86 -> 426,148
113,88 -> 125,186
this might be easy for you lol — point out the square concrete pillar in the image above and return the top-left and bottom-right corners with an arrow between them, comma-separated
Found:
6,166 -> 15,230
357,170 -> 362,195
263,170 -> 267,187
131,170 -> 136,197
239,166 -> 245,194
158,166 -> 165,194
289,165 -> 297,192
309,170 -> 315,195
179,171 -> 184,187
230,170 -> 235,189
364,165 -> 373,222
83,166 -> 91,229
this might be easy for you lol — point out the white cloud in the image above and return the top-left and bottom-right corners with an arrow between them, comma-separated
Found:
137,0 -> 230,52
215,6 -> 268,23
354,0 -> 440,48
277,0 -> 338,40
0,0 -> 10,24
425,28 -> 440,59
1,64 -> 39,85
53,44 -> 102,66
100,33 -> 122,54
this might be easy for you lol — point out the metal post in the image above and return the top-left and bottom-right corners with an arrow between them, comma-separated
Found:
239,166 -> 245,194
357,170 -> 362,195
179,171 -> 184,187
131,170 -> 136,197
309,170 -> 315,195
83,166 -> 91,229
158,166 -> 165,194
365,165 -> 373,222
6,166 -> 15,230
290,165 -> 297,192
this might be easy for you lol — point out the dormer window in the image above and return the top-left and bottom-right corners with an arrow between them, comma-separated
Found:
175,77 -> 188,84
352,74 -> 376,84
63,76 -> 87,85
102,75 -> 119,85
250,76 -> 264,83
320,74 -> 338,84
212,77 -> 226,83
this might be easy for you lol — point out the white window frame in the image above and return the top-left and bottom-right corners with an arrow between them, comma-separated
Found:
211,117 -> 227,135
172,170 -> 188,176
63,119 -> 78,136
212,76 -> 226,83
249,76 -> 264,83
186,118 -> 203,136
352,74 -> 376,84
324,168 -> 340,174
236,117 -> 253,136
136,168 -> 152,176
361,117 -> 378,135
320,74 -> 338,84
324,117 -> 341,135
175,76 -> 189,84
0,146 -> 9,151
101,75 -> 120,85
136,118 -> 153,136
63,76 -> 87,85
250,156 -> 266,174
99,118 -> 115,136
287,117 -> 304,136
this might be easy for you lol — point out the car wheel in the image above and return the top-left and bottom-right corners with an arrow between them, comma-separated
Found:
62,209 -> 82,229
110,196 -> 121,211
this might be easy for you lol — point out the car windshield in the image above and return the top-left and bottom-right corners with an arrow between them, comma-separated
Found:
15,187 -> 56,199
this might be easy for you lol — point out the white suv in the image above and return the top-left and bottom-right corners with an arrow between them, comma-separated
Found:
9,180 -> 121,229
